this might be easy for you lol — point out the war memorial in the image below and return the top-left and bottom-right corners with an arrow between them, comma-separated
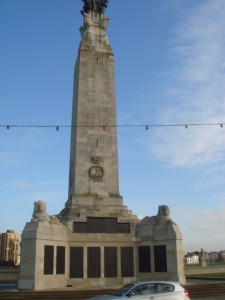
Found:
18,0 -> 185,290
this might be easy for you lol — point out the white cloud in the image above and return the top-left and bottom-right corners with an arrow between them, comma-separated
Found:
0,129 -> 46,166
0,151 -> 23,165
9,181 -> 32,189
150,126 -> 225,167
190,208 -> 225,231
8,180 -> 66,189
148,0 -> 225,168
182,205 -> 225,251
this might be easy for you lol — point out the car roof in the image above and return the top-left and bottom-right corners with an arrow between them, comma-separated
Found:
131,281 -> 180,285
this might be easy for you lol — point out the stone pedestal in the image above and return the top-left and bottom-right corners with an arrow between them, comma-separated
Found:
18,209 -> 68,290
136,205 -> 185,284
18,202 -> 185,290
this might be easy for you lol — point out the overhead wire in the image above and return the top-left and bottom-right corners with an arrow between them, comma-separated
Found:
0,122 -> 224,130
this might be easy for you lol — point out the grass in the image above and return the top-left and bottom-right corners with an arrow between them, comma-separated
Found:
190,273 -> 225,278
0,267 -> 19,273
185,264 -> 225,268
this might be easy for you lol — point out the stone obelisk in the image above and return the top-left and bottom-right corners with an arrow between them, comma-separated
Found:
60,0 -> 135,223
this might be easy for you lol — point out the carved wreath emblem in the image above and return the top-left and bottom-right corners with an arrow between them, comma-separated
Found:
89,165 -> 104,182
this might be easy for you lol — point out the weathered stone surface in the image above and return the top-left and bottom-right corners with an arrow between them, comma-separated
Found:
18,2 -> 185,290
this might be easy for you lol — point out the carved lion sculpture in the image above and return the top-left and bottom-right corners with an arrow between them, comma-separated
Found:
141,205 -> 174,225
31,200 -> 60,224
32,200 -> 50,222
157,205 -> 170,219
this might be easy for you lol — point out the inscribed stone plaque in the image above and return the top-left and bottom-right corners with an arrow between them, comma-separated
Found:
104,247 -> 117,278
138,246 -> 151,273
154,245 -> 167,272
70,247 -> 84,278
44,245 -> 54,275
121,247 -> 134,277
73,217 -> 130,233
87,247 -> 101,278
56,246 -> 65,274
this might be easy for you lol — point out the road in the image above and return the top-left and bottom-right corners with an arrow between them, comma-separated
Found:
191,297 -> 225,300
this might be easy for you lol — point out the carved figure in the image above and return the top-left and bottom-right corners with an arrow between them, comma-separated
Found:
141,205 -> 174,225
99,17 -> 109,30
81,0 -> 108,15
83,12 -> 93,28
31,200 -> 60,224
96,0 -> 108,13
141,216 -> 158,225
32,200 -> 49,222
80,0 -> 110,36
158,205 -> 170,219
81,0 -> 93,14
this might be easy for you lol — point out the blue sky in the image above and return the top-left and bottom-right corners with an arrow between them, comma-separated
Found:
1,0 -> 225,252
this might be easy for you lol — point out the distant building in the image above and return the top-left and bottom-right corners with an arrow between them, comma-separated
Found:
218,250 -> 225,262
185,250 -> 225,265
0,230 -> 20,266
185,254 -> 199,264
209,252 -> 219,263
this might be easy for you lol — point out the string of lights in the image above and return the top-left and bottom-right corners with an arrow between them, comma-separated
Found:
0,123 -> 224,130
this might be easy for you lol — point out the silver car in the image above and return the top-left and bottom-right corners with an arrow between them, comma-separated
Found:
88,281 -> 190,300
